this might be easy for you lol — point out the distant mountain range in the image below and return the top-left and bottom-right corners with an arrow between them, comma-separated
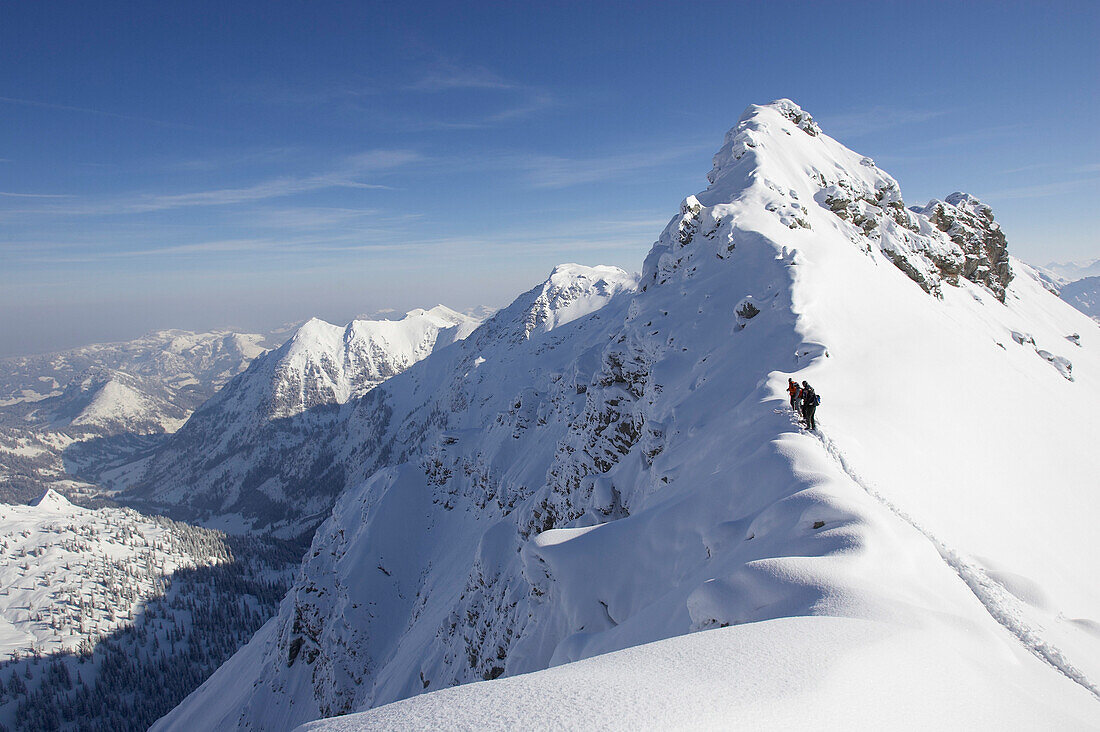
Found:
1040,258 -> 1100,282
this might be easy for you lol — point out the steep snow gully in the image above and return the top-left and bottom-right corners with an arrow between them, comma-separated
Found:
811,424 -> 1099,700
159,100 -> 1100,729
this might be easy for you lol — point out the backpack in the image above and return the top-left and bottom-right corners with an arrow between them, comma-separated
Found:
813,393 -> 821,406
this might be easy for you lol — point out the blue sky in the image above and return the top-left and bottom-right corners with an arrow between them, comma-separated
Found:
2,1 -> 1097,356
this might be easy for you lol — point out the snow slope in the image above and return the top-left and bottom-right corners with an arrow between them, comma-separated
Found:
117,307 -> 482,538
159,101 -> 1100,730
301,618 -> 1097,731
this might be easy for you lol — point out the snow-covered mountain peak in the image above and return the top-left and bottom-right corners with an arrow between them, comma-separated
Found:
285,317 -> 342,355
40,367 -> 188,434
943,190 -> 986,212
460,264 -> 638,350
261,307 -> 481,420
527,264 -> 639,336
405,304 -> 469,324
647,100 -> 1015,303
29,487 -> 73,511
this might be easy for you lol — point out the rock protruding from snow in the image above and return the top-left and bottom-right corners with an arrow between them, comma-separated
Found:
915,192 -> 1013,302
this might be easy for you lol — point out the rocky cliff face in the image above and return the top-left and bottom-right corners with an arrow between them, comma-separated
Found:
916,192 -> 1013,301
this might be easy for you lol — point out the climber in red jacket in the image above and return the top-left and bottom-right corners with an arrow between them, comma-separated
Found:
787,378 -> 802,413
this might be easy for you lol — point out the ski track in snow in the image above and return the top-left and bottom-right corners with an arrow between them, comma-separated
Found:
799,412 -> 1100,702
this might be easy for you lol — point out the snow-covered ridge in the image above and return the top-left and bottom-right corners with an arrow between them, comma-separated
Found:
266,306 -> 478,420
159,100 -> 1100,729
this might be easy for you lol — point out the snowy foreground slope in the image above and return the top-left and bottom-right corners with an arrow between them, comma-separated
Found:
159,101 -> 1100,730
300,619 -> 1092,731
116,307 -> 480,538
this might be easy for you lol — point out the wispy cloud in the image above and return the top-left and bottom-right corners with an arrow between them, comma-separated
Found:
0,95 -> 202,130
242,82 -> 378,107
3,205 -> 668,266
485,91 -> 557,123
0,150 -> 421,215
169,147 -> 304,172
6,232 -> 427,264
913,123 -> 1028,151
981,176 -> 1100,201
0,191 -> 72,198
997,162 -> 1052,175
408,62 -> 516,92
820,107 -> 947,138
242,59 -> 555,130
513,144 -> 709,189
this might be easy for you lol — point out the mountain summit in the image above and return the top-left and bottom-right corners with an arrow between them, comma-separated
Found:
159,101 -> 1099,730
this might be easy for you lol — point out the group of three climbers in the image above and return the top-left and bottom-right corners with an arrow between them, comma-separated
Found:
787,378 -> 820,430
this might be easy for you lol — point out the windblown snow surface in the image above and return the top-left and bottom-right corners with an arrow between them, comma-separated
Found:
158,101 -> 1100,730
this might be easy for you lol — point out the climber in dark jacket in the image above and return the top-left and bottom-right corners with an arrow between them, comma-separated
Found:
801,381 -> 818,430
